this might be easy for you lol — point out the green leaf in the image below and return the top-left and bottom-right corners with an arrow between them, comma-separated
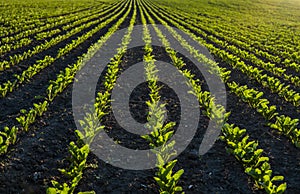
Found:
46,187 -> 57,194
174,186 -> 183,192
78,191 -> 96,194
172,169 -> 184,182
164,160 -> 177,178
0,136 -> 3,144
271,175 -> 284,182
154,176 -> 165,189
276,183 -> 287,194
157,154 -> 165,166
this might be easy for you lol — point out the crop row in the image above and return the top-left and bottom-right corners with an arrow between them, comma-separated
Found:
138,1 -> 185,193
0,1 -> 115,38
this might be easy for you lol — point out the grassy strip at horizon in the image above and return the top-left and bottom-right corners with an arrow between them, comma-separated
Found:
150,0 -> 300,52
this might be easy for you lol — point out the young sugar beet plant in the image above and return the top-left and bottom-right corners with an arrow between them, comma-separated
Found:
139,4 -> 184,193
47,111 -> 102,194
220,124 -> 287,193
227,82 -> 300,148
0,3 -> 132,157
47,3 -> 136,193
140,3 -> 286,193
270,116 -> 300,148
0,126 -> 17,155
0,37 -> 32,56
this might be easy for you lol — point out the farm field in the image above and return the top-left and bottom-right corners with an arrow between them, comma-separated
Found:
0,0 -> 299,193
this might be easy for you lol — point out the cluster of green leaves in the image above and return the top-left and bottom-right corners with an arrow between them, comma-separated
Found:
1,55 -> 55,96
0,80 -> 15,97
47,112 -> 101,194
228,81 -> 300,147
282,59 -> 300,73
270,116 -> 300,148
47,142 -> 91,194
0,101 -> 49,154
228,82 -> 278,121
16,56 -> 55,83
261,77 -> 300,107
16,101 -> 49,131
34,29 -> 61,41
221,123 -> 286,193
0,38 -> 32,56
0,126 -> 17,155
